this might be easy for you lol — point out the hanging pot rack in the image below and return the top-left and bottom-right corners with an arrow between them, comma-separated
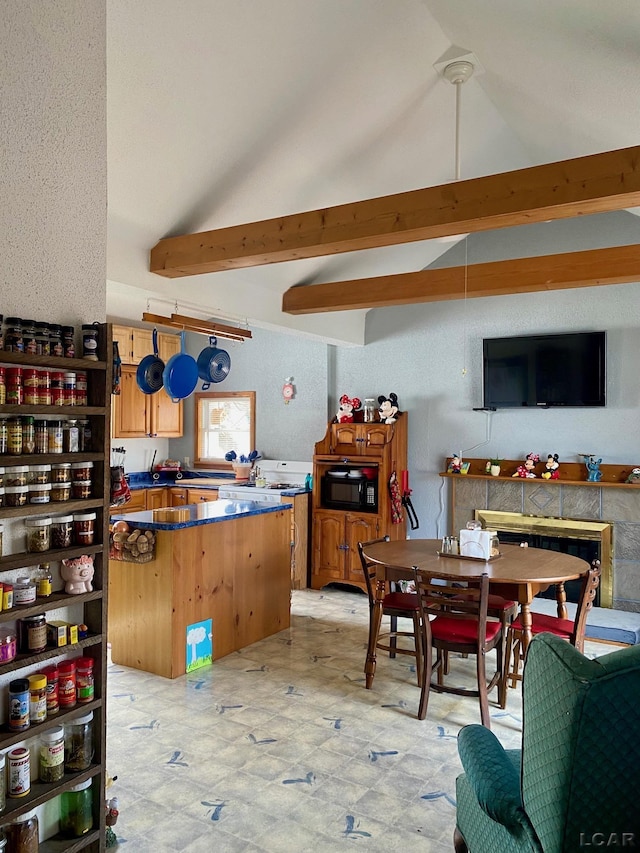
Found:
141,311 -> 252,342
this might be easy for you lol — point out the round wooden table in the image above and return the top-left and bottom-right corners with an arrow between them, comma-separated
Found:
362,538 -> 588,689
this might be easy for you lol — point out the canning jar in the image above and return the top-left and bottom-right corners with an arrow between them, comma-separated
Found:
5,485 -> 29,507
8,679 -> 30,732
62,325 -> 75,358
363,398 -> 377,422
36,563 -> 53,596
76,657 -> 94,703
23,370 -> 39,406
28,482 -> 52,505
4,809 -> 38,853
21,415 -> 35,453
73,512 -> 96,546
14,577 -> 37,606
51,461 -> 72,482
48,420 -> 63,453
18,614 -> 47,654
61,778 -> 93,836
58,660 -> 77,709
29,463 -> 51,484
7,418 -> 23,455
6,465 -> 28,487
50,481 -> 71,502
63,420 -> 79,453
41,663 -> 59,715
0,630 -> 16,663
25,516 -> 52,552
51,515 -> 73,548
64,709 -> 93,769
7,747 -> 31,798
82,324 -> 99,360
39,724 -> 65,782
29,673 -> 47,723
49,323 -> 63,357
71,460 -> 93,481
71,479 -> 92,500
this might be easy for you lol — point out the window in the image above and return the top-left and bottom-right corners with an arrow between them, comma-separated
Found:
194,391 -> 255,468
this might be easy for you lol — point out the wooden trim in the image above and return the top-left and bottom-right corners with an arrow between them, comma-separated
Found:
193,390 -> 256,469
441,457 -> 640,486
150,146 -> 640,277
282,244 -> 640,313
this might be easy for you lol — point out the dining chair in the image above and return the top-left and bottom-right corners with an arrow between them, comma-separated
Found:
358,538 -> 423,686
503,558 -> 601,697
413,569 -> 505,728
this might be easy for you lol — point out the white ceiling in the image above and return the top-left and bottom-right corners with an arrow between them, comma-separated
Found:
106,0 -> 640,344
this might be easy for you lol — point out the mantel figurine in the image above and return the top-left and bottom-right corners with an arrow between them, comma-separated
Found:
541,453 -> 560,480
513,452 -> 540,478
583,454 -> 602,482
335,394 -> 361,423
378,393 -> 400,424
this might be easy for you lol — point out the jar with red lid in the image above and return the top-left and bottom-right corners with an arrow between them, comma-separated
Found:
76,657 -> 94,703
58,660 -> 77,709
6,367 -> 23,405
23,369 -> 39,405
51,371 -> 65,406
41,664 -> 59,715
76,371 -> 88,406
38,369 -> 52,406
0,366 -> 5,405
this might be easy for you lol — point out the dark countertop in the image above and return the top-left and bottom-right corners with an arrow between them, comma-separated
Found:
112,498 -> 293,530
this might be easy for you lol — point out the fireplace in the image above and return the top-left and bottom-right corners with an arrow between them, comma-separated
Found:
475,510 -> 612,608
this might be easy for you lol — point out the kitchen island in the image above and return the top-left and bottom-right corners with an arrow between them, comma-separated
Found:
109,499 -> 292,678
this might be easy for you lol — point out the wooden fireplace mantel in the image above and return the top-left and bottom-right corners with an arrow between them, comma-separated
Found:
441,458 -> 640,487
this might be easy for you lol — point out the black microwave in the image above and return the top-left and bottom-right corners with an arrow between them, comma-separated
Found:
321,472 -> 378,513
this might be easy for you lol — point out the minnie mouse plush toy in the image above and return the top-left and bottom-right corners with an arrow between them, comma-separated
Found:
378,393 -> 400,424
336,394 -> 361,423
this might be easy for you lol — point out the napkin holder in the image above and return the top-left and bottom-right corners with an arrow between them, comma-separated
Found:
459,528 -> 497,560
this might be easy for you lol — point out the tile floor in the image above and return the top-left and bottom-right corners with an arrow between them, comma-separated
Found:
106,586 -> 611,852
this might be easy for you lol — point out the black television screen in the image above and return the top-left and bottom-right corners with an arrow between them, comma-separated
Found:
483,331 -> 606,408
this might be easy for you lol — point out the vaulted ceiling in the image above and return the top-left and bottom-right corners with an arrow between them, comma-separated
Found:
106,0 -> 640,345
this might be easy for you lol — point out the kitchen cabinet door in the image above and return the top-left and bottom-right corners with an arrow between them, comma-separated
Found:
158,332 -> 180,362
187,488 -> 218,503
345,513 -> 380,584
313,511 -> 346,580
152,384 -> 183,437
146,488 -> 169,510
112,367 -> 183,438
111,488 -> 147,515
170,488 -> 188,506
330,423 -> 390,457
131,328 -> 154,364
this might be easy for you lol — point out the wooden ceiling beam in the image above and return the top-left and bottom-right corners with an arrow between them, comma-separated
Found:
150,146 -> 640,278
281,245 -> 640,313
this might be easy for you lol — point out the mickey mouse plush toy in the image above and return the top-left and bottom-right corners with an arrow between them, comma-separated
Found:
336,394 -> 362,423
378,393 -> 400,424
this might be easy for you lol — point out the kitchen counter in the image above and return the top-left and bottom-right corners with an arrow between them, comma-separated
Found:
109,500 -> 292,678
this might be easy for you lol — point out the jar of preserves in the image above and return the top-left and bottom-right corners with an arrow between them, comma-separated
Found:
64,708 -> 93,769
39,724 -> 65,782
73,512 -> 96,546
63,419 -> 79,452
8,680 -> 30,732
82,323 -> 99,360
51,515 -> 73,548
29,482 -> 52,505
62,325 -> 75,358
7,747 -> 31,798
22,320 -> 37,355
6,465 -> 29,486
18,613 -> 47,654
71,460 -> 93,480
29,673 -> 47,723
76,657 -> 94,703
4,809 -> 38,852
14,577 -> 37,606
7,418 -> 23,455
76,372 -> 88,406
35,321 -> 50,355
25,516 -> 52,552
0,630 -> 17,663
51,461 -> 72,482
48,419 -> 63,453
23,369 -> 39,405
0,366 -> 5,405
21,415 -> 35,453
49,323 -> 63,356
50,371 -> 64,406
36,563 -> 53,596
50,481 -> 71,502
29,463 -> 51,484
38,368 -> 51,405
59,660 -> 77,709
61,778 -> 93,836
41,663 -> 59,715
71,479 -> 92,500
35,419 -> 48,453
5,485 -> 29,507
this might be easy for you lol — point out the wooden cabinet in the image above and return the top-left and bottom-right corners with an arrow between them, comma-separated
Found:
112,324 -> 179,366
112,366 -> 183,438
146,488 -> 169,510
187,488 -> 218,503
170,488 -> 188,506
0,325 -> 111,851
311,417 -> 408,591
110,488 -> 146,515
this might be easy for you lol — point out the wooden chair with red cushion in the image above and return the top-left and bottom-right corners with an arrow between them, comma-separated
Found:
503,558 -> 601,697
413,569 -> 505,729
358,537 -> 423,686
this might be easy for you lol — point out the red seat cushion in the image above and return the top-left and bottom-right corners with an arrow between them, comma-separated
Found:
511,612 -> 573,639
453,593 -> 517,612
383,591 -> 420,612
430,616 -> 502,643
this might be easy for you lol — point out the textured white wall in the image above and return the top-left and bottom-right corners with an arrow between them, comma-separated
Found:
0,0 -> 106,325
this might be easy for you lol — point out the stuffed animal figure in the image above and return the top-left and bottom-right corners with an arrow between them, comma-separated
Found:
450,454 -> 462,474
61,555 -> 95,594
513,452 -> 540,478
378,393 -> 400,424
625,468 -> 640,484
336,394 -> 361,423
542,453 -> 560,480
583,454 -> 602,482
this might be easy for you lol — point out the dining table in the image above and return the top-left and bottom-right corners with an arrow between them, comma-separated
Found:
361,538 -> 589,689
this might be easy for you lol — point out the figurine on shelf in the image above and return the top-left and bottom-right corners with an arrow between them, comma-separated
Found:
378,392 -> 400,424
625,468 -> 640,484
513,452 -> 540,478
583,454 -> 603,482
61,554 -> 95,594
449,453 -> 463,474
335,394 -> 361,423
542,453 -> 560,479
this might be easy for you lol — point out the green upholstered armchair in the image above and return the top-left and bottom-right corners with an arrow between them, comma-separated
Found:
454,632 -> 640,853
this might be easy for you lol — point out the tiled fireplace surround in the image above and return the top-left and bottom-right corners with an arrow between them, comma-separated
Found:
448,476 -> 640,612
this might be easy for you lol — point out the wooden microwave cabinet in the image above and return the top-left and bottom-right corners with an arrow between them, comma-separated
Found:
311,417 -> 408,592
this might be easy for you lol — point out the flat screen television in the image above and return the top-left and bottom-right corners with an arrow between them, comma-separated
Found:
482,331 -> 606,408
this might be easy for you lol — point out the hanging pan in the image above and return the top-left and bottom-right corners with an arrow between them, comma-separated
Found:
136,328 -> 165,394
197,336 -> 231,389
162,331 -> 199,401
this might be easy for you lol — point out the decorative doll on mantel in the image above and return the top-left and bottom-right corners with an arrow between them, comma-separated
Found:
542,453 -> 561,480
513,452 -> 540,478
378,393 -> 400,424
335,394 -> 361,423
